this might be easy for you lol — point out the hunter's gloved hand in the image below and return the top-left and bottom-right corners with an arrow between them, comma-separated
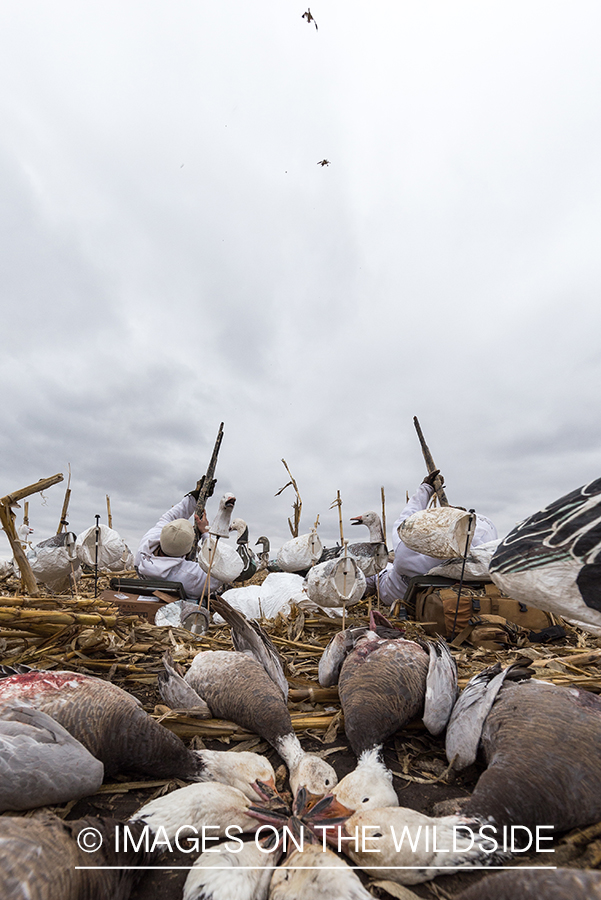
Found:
189,476 -> 217,501
422,469 -> 443,488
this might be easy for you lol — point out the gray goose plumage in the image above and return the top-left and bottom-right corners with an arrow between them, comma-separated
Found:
454,868 -> 601,900
0,667 -> 205,779
161,595 -> 338,797
0,703 -> 104,811
0,814 -> 152,900
451,671 -> 601,832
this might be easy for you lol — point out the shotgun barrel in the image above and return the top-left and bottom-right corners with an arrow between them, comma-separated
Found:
413,416 -> 449,506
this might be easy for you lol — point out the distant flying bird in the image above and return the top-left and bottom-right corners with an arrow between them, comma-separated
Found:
302,8 -> 318,30
317,159 -> 330,166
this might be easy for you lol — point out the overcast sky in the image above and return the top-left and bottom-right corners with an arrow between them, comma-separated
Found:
2,0 -> 601,561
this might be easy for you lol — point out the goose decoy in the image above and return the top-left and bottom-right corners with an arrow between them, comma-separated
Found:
454,867 -> 601,900
198,494 -> 244,584
0,814 -> 153,900
348,510 -> 390,576
255,536 -> 271,571
269,844 -> 373,900
0,666 -> 209,780
449,666 -> 601,832
0,703 -> 104,812
229,517 -> 258,581
334,806 -> 508,885
304,552 -> 366,611
184,833 -> 282,900
489,477 -> 601,636
276,531 -> 323,573
165,646 -> 337,798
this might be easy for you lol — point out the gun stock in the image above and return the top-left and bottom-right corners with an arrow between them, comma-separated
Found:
413,416 -> 449,506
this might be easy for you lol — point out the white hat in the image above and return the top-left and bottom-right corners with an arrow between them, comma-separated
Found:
160,519 -> 195,557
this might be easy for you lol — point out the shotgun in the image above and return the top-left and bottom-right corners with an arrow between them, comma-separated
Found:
413,416 -> 449,506
187,422 -> 224,559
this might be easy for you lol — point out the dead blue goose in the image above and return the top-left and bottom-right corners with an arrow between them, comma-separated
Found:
454,868 -> 601,899
448,666 -> 601,831
0,666 -> 275,796
0,814 -> 152,900
160,595 -> 338,798
0,702 -> 104,811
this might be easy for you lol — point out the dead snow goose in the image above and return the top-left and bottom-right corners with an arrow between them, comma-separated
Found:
0,703 -> 104,811
130,782 -> 263,840
184,833 -> 282,900
335,806 -> 508,885
489,477 -> 601,636
170,646 -> 337,797
269,843 -> 373,900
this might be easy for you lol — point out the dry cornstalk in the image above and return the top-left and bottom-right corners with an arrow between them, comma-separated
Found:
275,459 -> 302,537
106,494 -> 113,529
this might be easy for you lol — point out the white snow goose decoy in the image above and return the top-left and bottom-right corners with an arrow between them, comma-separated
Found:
0,813 -> 153,900
0,702 -> 104,812
159,595 -> 338,800
229,517 -> 258,581
198,493 -> 244,584
489,477 -> 601,636
447,662 -> 601,832
348,510 -> 389,576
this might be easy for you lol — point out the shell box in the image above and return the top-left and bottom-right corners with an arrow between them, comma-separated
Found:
99,589 -> 169,624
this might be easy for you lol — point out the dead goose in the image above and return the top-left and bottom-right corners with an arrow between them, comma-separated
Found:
489,477 -> 601,636
162,599 -> 337,798
334,806 -> 508,885
0,813 -> 152,900
130,782 -> 266,840
0,703 -> 104,811
0,666 -> 214,781
454,867 -> 601,899
184,832 -> 282,900
269,843 -> 373,900
450,667 -> 601,831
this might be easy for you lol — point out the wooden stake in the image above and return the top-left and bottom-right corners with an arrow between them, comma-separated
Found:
380,486 -> 387,546
106,495 -> 113,529
57,465 -> 72,534
0,473 -> 64,597
23,503 -> 29,526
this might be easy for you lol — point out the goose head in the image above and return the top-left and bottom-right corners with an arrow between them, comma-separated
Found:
196,749 -> 278,803
288,752 -> 338,800
209,493 -> 237,537
229,518 -> 250,544
301,748 -> 398,823
350,511 -> 384,543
